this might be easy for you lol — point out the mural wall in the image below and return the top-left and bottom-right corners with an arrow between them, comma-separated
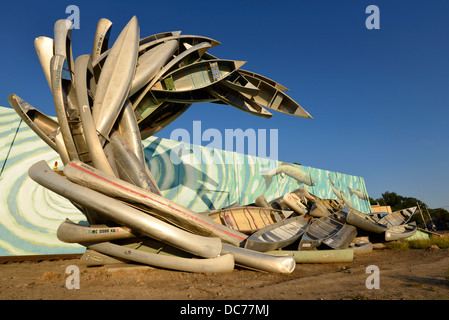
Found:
0,106 -> 371,256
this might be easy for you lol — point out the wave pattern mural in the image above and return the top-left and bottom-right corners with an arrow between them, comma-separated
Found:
0,106 -> 371,256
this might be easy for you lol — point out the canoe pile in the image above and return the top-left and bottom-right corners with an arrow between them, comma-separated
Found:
8,16 -> 319,274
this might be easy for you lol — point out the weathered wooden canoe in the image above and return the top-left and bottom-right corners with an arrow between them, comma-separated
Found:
345,207 -> 388,233
309,199 -> 345,218
244,215 -> 312,252
205,206 -> 292,234
298,215 -> 357,250
266,249 -> 354,263
63,160 -> 247,247
385,221 -> 418,241
378,207 -> 418,228
29,160 -> 223,259
92,16 -> 139,144
8,94 -> 59,152
151,59 -> 246,92
239,69 -> 289,92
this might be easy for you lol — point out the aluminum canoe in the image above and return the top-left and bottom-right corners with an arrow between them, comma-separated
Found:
385,221 -> 418,241
221,243 -> 295,274
138,102 -> 192,139
240,71 -> 313,119
244,215 -> 312,252
50,54 -> 80,161
34,36 -> 54,89
205,206 -> 292,234
56,219 -> 136,243
282,192 -> 308,215
298,215 -> 357,250
28,160 -> 223,259
239,69 -> 289,92
309,199 -> 345,218
129,39 -> 179,96
116,100 -> 146,166
138,34 -> 220,55
8,94 -> 59,152
110,130 -> 162,195
63,160 -> 247,247
207,83 -> 273,118
54,19 -> 75,76
344,207 -> 388,233
87,241 -> 235,273
378,207 -> 418,228
151,59 -> 246,92
266,249 -> 354,263
92,16 -> 139,144
131,41 -> 214,110
92,18 -> 112,60
74,54 -> 116,176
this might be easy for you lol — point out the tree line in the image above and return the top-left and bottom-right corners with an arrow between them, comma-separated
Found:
369,191 -> 449,230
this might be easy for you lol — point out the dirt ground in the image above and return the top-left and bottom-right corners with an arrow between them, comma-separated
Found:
0,247 -> 448,302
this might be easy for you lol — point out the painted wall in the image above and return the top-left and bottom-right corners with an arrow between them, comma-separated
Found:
0,107 -> 371,256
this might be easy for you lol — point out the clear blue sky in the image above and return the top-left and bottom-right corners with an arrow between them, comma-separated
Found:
1,0 -> 448,209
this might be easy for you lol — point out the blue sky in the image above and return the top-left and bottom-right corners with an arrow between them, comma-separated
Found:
1,0 -> 448,209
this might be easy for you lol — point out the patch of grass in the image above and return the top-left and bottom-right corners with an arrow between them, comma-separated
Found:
385,235 -> 449,250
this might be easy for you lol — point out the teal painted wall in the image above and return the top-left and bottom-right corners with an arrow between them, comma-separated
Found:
0,107 -> 371,256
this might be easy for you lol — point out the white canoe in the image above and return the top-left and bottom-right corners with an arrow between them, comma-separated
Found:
53,19 -> 75,76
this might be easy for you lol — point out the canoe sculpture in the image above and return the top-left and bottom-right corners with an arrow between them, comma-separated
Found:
10,15 -> 318,273
244,215 -> 312,252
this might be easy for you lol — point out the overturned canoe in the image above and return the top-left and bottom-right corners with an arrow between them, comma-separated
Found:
282,192 -> 308,215
298,215 -> 357,250
34,36 -> 54,89
63,160 -> 247,246
88,241 -> 235,273
221,243 -> 295,274
309,199 -> 345,218
91,18 -> 112,60
345,207 -> 388,233
266,249 -> 354,264
244,215 -> 312,252
28,160 -> 223,259
205,206 -> 292,234
57,219 -> 136,243
385,221 -> 418,241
